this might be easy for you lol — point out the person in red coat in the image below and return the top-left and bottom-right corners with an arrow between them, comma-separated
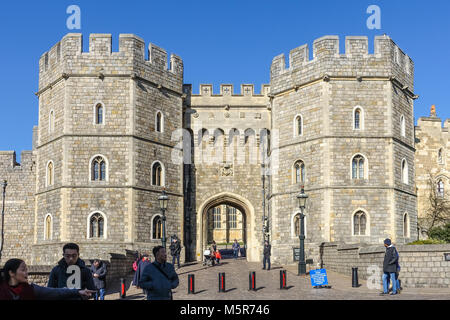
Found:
0,258 -> 95,300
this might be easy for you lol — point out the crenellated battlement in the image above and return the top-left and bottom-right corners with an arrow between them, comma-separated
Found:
186,84 -> 270,96
0,151 -> 34,169
416,106 -> 450,133
38,33 -> 183,93
270,35 -> 414,95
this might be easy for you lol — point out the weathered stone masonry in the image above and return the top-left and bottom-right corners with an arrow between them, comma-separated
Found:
2,34 -> 443,277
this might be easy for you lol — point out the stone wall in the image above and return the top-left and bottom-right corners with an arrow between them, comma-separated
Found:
320,242 -> 450,288
26,249 -> 136,288
414,107 -> 450,237
0,151 -> 36,265
269,36 -> 416,265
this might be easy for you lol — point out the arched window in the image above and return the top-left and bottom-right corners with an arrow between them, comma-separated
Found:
400,115 -> 406,137
353,211 -> 367,236
156,111 -> 163,133
294,214 -> 300,237
44,214 -> 52,240
244,128 -> 255,144
293,160 -> 306,184
152,162 -> 164,186
46,161 -> 54,186
438,148 -> 444,165
152,215 -> 162,239
353,107 -> 364,130
352,155 -> 365,180
95,104 -> 103,124
92,156 -> 106,181
292,213 -> 307,238
437,179 -> 444,197
49,110 -> 55,133
294,115 -> 303,137
403,213 -> 409,238
89,213 -> 105,238
401,159 -> 408,184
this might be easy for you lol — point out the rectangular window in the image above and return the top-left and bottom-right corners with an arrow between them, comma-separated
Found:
213,207 -> 221,229
228,207 -> 237,229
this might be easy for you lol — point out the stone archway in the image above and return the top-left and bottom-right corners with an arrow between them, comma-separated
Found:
197,192 -> 258,262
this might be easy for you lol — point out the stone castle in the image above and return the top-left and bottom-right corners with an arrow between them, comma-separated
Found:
0,33 -> 446,266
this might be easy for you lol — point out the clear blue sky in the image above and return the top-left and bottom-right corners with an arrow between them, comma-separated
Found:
0,0 -> 449,162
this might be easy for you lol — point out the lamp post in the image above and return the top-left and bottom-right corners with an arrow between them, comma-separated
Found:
0,180 -> 7,260
296,186 -> 308,276
158,189 -> 169,250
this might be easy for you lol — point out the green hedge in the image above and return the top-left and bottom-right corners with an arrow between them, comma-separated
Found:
428,223 -> 450,243
406,239 -> 446,245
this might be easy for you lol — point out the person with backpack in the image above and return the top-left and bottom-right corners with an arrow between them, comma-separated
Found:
132,254 -> 151,294
47,243 -> 96,299
90,259 -> 107,300
169,236 -> 182,269
138,246 -> 179,300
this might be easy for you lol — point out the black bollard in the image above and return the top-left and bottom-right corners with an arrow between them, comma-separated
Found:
352,267 -> 359,288
218,272 -> 226,292
120,278 -> 126,299
280,270 -> 287,289
249,271 -> 256,291
188,274 -> 195,294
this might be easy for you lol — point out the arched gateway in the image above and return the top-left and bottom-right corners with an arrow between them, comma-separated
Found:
197,192 -> 259,262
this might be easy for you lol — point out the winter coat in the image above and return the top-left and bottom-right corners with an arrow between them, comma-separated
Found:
138,261 -> 179,300
232,242 -> 240,251
0,281 -> 82,300
90,261 -> 107,289
383,246 -> 399,273
170,241 -> 182,256
263,244 -> 271,257
47,258 -> 96,294
132,259 -> 151,287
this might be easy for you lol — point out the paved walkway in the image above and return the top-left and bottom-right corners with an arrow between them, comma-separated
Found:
105,258 -> 450,300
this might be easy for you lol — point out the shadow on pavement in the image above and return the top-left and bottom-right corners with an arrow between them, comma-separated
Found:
105,274 -> 134,296
254,286 -> 265,291
224,288 -> 237,293
284,285 -> 295,290
125,293 -> 146,300
267,266 -> 283,270
194,289 -> 207,294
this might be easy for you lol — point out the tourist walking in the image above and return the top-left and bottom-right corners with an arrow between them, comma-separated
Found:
90,259 -> 107,300
169,236 -> 182,269
211,241 -> 221,265
0,258 -> 95,300
394,246 -> 402,293
138,246 -> 179,300
132,254 -> 151,294
262,240 -> 271,270
232,239 -> 240,259
47,243 -> 96,298
380,238 -> 399,295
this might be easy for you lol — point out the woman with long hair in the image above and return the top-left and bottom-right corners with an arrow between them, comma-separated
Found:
0,258 -> 96,300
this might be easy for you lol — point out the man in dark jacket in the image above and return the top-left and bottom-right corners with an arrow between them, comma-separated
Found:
90,259 -> 107,300
169,237 -> 182,269
47,243 -> 96,300
381,238 -> 398,295
262,240 -> 271,270
139,246 -> 179,300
